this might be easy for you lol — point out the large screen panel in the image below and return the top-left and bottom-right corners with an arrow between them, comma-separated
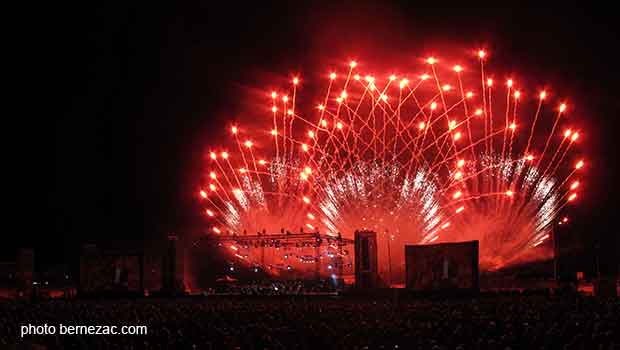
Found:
405,241 -> 479,291
80,255 -> 141,292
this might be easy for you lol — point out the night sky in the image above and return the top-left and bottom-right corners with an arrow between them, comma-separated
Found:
13,3 -> 619,275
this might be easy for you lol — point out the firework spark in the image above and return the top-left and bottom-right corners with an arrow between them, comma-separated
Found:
199,51 -> 585,277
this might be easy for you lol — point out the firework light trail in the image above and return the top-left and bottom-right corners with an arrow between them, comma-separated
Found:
198,50 -> 585,279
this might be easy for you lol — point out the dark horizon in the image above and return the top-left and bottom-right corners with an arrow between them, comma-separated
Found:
9,3 -> 619,275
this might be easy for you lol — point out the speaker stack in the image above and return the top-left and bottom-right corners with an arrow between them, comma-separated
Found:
354,230 -> 379,288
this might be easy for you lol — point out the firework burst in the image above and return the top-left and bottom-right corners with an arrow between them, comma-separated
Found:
199,51 -> 585,276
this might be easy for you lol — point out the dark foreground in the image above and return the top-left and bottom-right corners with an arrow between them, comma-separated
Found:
2,295 -> 619,350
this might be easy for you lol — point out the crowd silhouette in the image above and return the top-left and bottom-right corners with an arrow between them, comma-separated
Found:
208,279 -> 337,296
1,292 -> 618,349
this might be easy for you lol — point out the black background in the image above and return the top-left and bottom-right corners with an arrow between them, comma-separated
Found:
7,2 -> 619,276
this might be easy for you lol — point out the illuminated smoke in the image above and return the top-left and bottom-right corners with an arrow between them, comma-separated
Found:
198,52 -> 585,276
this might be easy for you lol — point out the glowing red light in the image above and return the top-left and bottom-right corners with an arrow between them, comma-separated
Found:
571,132 -> 579,142
575,160 -> 584,169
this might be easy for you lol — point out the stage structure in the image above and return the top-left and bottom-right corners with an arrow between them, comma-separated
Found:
16,249 -> 34,291
163,235 -> 185,293
201,230 -> 354,280
406,241 -> 479,291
